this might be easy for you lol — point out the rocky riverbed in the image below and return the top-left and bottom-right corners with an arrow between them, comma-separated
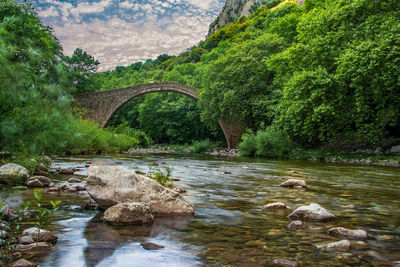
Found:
1,153 -> 400,266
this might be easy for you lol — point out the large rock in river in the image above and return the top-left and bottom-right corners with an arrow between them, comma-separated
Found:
288,203 -> 335,221
103,202 -> 154,224
0,163 -> 29,184
86,166 -> 194,215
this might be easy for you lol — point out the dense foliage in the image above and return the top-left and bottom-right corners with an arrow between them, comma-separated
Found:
0,1 -> 139,158
2,0 -> 399,159
270,0 -> 400,147
89,0 -> 400,153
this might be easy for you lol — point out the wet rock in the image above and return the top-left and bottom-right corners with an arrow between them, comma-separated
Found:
65,187 -> 78,193
263,202 -> 287,210
33,168 -> 49,176
19,236 -> 35,244
317,240 -> 351,252
15,242 -> 53,254
81,203 -> 99,211
280,179 -> 307,188
68,177 -> 81,183
172,178 -> 181,181
22,227 -> 58,243
103,202 -> 154,225
272,258 -> 299,267
10,259 -> 37,267
288,203 -> 335,221
140,242 -> 165,250
0,163 -> 29,184
26,176 -> 51,187
328,227 -> 368,239
47,187 -> 59,193
59,183 -> 77,192
173,187 -> 187,194
59,168 -> 74,175
288,220 -> 307,230
224,171 -> 232,174
10,252 -> 22,261
73,184 -> 86,191
290,170 -> 299,174
26,179 -> 43,188
86,166 -> 194,215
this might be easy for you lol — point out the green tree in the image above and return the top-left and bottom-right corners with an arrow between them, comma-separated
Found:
137,93 -> 212,144
62,48 -> 100,93
269,0 -> 400,147
0,0 -> 74,154
199,33 -> 288,131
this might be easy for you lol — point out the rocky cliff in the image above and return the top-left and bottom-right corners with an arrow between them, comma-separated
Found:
208,0 -> 304,37
208,0 -> 261,37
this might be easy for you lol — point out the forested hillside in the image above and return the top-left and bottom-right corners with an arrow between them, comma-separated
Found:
87,0 -> 400,156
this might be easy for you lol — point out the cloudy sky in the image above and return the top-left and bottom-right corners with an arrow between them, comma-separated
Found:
34,0 -> 225,71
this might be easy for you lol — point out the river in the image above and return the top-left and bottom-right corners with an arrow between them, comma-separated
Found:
6,153 -> 400,266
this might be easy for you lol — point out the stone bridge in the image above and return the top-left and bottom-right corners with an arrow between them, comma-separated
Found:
74,82 -> 245,148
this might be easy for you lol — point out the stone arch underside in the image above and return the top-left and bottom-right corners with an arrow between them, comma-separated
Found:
74,82 -> 245,148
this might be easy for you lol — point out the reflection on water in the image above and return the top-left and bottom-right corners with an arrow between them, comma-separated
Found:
11,154 -> 400,266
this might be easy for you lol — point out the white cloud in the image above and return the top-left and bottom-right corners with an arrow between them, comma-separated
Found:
36,0 -> 225,71
38,6 -> 59,17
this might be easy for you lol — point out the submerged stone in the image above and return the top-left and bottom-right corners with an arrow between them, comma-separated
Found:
328,227 -> 368,239
272,258 -> 299,267
10,259 -> 37,267
317,240 -> 351,252
26,176 -> 51,187
287,220 -> 307,230
140,242 -> 165,250
288,203 -> 335,221
280,179 -> 307,188
263,202 -> 287,210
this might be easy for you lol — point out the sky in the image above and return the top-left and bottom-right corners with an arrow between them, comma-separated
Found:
34,0 -> 225,71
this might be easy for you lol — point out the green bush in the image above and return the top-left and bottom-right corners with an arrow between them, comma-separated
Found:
191,139 -> 215,153
238,126 -> 295,158
237,131 -> 257,156
66,120 -> 139,154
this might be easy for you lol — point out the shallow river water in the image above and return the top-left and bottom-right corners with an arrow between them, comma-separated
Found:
6,153 -> 400,266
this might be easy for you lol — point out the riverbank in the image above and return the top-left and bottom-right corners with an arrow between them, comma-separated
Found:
127,146 -> 400,168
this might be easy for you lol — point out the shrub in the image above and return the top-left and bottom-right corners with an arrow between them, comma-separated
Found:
238,126 -> 295,158
191,139 -> 215,153
237,131 -> 257,156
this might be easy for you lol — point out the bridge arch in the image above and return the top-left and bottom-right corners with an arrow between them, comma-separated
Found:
74,82 -> 245,148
